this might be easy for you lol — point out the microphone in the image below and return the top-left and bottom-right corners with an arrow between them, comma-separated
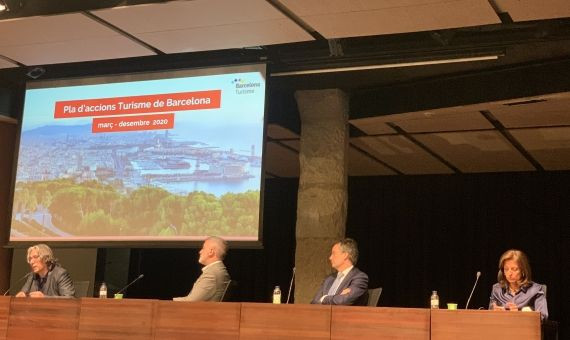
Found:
465,271 -> 481,309
286,267 -> 295,304
116,274 -> 144,295
3,272 -> 33,296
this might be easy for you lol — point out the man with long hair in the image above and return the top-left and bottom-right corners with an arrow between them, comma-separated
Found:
15,244 -> 75,298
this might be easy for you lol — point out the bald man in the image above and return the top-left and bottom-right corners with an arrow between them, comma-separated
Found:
174,236 -> 231,302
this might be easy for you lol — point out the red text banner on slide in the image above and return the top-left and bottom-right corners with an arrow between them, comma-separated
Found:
54,90 -> 221,118
92,113 -> 174,133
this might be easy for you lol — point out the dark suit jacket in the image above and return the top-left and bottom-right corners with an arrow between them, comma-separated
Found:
311,267 -> 369,305
20,264 -> 75,298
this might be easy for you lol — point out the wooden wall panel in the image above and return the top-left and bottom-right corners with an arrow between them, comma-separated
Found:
0,299 -> 543,339
6,298 -> 79,340
78,298 -> 155,339
431,309 -> 541,340
239,303 -> 331,340
153,301 -> 240,340
331,306 -> 430,340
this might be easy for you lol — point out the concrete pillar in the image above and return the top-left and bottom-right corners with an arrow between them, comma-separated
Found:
293,89 -> 349,303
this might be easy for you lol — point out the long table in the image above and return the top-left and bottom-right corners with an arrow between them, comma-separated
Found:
0,297 -> 540,340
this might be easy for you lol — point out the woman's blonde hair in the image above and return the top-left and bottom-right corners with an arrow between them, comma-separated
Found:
497,249 -> 532,288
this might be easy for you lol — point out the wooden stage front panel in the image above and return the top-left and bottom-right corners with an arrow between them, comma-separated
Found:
331,306 -> 430,340
6,298 -> 79,340
240,303 -> 332,340
154,301 -> 241,340
431,309 -> 541,340
78,298 -> 155,339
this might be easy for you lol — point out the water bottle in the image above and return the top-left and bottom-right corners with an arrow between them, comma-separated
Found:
99,282 -> 107,299
430,290 -> 439,309
272,286 -> 281,304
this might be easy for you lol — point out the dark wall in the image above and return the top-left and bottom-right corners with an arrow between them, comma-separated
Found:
347,173 -> 568,336
0,123 -> 17,292
124,172 -> 568,337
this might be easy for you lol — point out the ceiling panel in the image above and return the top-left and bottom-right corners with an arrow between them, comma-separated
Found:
493,0 -> 570,22
267,124 -> 299,139
350,118 -> 396,135
390,110 -> 493,133
348,146 -> 396,176
280,0 -> 500,38
94,0 -> 313,53
414,131 -> 534,172
264,141 -> 300,177
510,127 -> 570,170
280,140 -> 300,152
352,135 -> 453,174
0,57 -> 17,69
490,93 -> 570,128
351,109 -> 493,135
0,14 -> 155,65
0,115 -> 18,124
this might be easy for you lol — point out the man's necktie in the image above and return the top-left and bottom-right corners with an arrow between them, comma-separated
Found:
327,272 -> 344,295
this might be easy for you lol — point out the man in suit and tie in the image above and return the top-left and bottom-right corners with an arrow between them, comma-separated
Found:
311,238 -> 369,305
174,236 -> 231,302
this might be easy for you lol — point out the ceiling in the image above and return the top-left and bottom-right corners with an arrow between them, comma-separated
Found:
0,0 -> 569,177
266,91 -> 570,176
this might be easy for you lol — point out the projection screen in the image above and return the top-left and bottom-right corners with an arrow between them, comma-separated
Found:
9,63 -> 266,245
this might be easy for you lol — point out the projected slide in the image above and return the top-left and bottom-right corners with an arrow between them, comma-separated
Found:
10,64 -> 266,243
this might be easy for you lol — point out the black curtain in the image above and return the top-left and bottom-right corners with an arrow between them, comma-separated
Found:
348,172 -> 568,338
125,172 -> 568,338
127,178 -> 298,303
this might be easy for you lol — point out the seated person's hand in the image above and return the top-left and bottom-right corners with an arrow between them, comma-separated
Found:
491,302 -> 506,310
15,291 -> 26,298
340,288 -> 351,295
505,301 -> 518,311
28,291 -> 45,298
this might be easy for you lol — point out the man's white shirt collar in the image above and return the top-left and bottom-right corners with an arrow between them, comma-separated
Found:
202,260 -> 222,272
338,265 -> 353,277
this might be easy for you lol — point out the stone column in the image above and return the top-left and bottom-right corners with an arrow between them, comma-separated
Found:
293,89 -> 349,303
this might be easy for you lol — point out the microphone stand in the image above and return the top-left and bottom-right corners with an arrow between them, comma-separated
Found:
3,272 -> 33,296
116,274 -> 144,295
286,267 -> 295,304
465,271 -> 481,309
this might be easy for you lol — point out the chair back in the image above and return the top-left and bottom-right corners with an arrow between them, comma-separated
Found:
367,287 -> 382,307
221,280 -> 236,302
74,280 -> 90,298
